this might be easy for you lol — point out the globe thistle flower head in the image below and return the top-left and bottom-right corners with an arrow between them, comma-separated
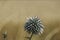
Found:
24,16 -> 44,34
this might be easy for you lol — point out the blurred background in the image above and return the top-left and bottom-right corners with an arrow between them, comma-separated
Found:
0,0 -> 60,40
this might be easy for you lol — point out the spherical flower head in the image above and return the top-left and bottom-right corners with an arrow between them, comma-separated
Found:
24,16 -> 44,35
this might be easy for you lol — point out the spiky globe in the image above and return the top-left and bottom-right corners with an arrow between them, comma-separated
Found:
24,16 -> 44,34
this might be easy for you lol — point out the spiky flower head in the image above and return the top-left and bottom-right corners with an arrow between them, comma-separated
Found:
24,16 -> 44,34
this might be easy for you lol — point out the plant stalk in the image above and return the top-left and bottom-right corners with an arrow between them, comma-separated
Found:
29,32 -> 33,40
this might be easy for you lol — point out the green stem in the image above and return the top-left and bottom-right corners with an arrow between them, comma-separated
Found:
25,32 -> 33,40
29,33 -> 33,40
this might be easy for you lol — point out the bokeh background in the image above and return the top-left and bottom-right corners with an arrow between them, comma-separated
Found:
0,0 -> 60,40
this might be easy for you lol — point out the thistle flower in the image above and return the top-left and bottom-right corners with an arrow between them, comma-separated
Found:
24,16 -> 44,40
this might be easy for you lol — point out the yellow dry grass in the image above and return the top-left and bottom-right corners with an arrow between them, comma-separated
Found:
0,0 -> 60,40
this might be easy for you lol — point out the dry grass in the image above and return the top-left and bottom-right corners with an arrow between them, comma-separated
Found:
0,0 -> 60,40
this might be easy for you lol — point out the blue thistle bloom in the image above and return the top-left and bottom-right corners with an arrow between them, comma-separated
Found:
24,16 -> 44,34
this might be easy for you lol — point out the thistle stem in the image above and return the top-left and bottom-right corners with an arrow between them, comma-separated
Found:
25,32 -> 33,40
29,32 -> 33,40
